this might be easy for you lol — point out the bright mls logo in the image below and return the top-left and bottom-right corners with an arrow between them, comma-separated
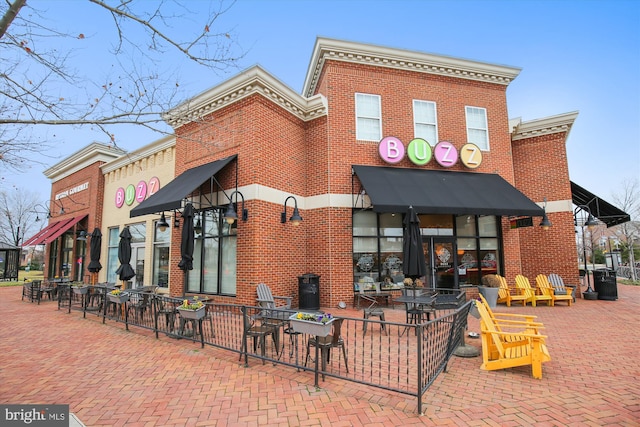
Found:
1,404 -> 68,426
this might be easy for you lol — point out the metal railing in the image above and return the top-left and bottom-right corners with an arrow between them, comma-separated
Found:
54,289 -> 472,414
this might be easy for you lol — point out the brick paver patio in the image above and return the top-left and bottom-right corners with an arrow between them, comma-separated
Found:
1,283 -> 639,426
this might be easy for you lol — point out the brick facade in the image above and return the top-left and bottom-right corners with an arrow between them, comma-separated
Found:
37,39 -> 581,307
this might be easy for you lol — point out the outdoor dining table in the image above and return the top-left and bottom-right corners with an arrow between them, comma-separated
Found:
392,292 -> 437,306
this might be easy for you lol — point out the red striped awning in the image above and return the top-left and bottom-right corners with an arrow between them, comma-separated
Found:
22,215 -> 87,246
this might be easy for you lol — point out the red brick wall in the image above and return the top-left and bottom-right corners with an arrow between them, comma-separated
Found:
511,132 -> 579,285
46,162 -> 106,280
166,57 -> 576,308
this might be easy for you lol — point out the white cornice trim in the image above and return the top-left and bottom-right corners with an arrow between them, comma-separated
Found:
511,111 -> 579,142
101,135 -> 176,174
303,37 -> 522,97
44,142 -> 126,182
164,65 -> 327,128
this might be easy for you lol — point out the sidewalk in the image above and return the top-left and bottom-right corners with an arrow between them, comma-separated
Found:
1,284 -> 638,426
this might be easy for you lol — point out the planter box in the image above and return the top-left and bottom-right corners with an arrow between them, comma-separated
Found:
72,286 -> 89,295
107,293 -> 129,304
177,306 -> 206,320
289,314 -> 334,336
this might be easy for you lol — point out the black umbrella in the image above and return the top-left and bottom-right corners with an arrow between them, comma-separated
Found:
87,228 -> 102,273
87,228 -> 102,285
178,203 -> 194,271
402,205 -> 427,284
115,226 -> 135,282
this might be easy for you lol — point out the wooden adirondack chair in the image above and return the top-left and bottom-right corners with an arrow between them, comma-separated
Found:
496,275 -> 529,307
548,273 -> 577,301
515,275 -> 552,307
256,283 -> 293,321
478,294 -> 542,327
256,283 -> 292,309
477,293 -> 545,359
475,300 -> 551,379
535,274 -> 573,306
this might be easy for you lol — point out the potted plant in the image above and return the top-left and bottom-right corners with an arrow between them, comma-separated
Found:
478,274 -> 501,308
107,289 -> 129,304
289,312 -> 334,336
176,297 -> 206,320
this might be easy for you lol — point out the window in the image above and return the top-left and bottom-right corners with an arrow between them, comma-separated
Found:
356,93 -> 381,141
413,100 -> 438,144
153,223 -> 170,287
353,211 -> 403,285
188,209 -> 237,296
454,215 -> 501,286
465,106 -> 489,150
106,227 -> 119,284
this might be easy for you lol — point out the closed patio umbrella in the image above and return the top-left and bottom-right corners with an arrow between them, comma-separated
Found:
87,228 -> 102,285
178,203 -> 194,272
403,206 -> 427,284
115,227 -> 135,287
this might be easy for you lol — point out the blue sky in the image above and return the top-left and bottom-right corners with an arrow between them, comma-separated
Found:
4,0 -> 639,210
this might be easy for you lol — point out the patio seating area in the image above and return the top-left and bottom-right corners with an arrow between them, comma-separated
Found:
1,283 -> 639,425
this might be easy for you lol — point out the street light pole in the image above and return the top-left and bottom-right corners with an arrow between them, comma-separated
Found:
575,205 -> 598,296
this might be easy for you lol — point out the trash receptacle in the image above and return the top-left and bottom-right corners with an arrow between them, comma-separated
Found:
298,274 -> 320,310
593,268 -> 617,300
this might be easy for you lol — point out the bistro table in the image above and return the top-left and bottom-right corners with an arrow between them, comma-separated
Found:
393,291 -> 438,336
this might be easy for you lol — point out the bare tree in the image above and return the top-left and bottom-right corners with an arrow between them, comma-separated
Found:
1,0 -> 244,171
0,188 -> 42,246
611,178 -> 640,280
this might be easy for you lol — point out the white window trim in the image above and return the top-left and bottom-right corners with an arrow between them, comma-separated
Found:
355,93 -> 382,141
465,106 -> 490,151
413,99 -> 438,144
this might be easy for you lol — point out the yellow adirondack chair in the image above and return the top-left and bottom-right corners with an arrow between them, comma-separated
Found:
515,275 -> 552,307
496,275 -> 529,307
475,300 -> 551,379
478,294 -> 542,327
535,274 -> 573,306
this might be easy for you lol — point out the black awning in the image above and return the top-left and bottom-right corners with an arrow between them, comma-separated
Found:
352,165 -> 544,217
571,181 -> 630,228
130,155 -> 237,217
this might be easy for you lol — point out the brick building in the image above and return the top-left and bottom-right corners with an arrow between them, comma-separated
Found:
27,38 -> 624,307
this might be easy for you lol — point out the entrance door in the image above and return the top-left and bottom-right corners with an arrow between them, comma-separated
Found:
422,237 -> 458,289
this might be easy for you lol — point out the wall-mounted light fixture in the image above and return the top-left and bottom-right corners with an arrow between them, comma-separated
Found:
33,203 -> 53,221
157,212 -> 169,232
539,197 -> 552,230
76,230 -> 88,241
57,200 -> 66,215
194,213 -> 203,234
281,195 -> 302,226
225,190 -> 248,225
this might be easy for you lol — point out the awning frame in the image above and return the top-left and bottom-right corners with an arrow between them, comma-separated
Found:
129,155 -> 239,218
571,181 -> 630,228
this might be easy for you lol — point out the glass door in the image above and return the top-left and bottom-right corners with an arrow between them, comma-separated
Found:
422,237 -> 458,289
130,246 -> 145,288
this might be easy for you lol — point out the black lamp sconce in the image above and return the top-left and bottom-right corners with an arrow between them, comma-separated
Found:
224,191 -> 248,225
539,197 -> 552,230
281,195 -> 302,226
33,203 -> 53,221
194,213 -> 203,235
157,212 -> 170,232
76,230 -> 88,241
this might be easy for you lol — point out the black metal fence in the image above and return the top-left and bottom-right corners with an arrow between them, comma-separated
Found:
55,287 -> 471,414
